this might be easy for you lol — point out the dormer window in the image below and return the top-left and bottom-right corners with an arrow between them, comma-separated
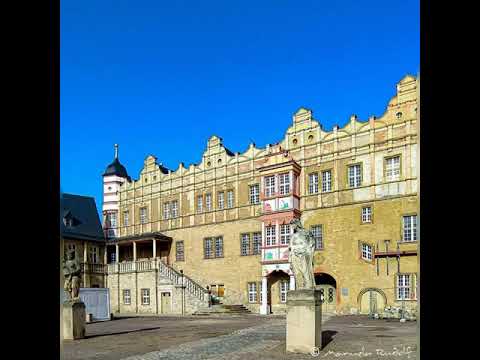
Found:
63,217 -> 73,227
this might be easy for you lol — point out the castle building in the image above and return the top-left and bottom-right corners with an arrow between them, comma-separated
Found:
102,75 -> 419,316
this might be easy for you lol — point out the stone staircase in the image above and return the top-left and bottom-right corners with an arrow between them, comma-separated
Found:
193,304 -> 252,315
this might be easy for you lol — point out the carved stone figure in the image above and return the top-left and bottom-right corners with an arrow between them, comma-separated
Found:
63,250 -> 81,301
289,218 -> 316,289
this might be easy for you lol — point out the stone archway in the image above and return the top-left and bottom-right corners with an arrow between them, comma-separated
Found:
357,288 -> 388,315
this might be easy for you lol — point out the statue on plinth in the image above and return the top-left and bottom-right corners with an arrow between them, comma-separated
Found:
289,218 -> 316,289
63,250 -> 81,301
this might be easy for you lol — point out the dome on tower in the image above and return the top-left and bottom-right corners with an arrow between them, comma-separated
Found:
103,144 -> 130,179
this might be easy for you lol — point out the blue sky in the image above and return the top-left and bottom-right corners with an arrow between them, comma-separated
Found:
60,0 -> 419,215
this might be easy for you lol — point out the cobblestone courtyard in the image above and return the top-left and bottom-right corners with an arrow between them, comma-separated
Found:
61,314 -> 417,360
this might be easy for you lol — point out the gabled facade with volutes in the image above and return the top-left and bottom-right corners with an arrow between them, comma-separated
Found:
102,75 -> 419,317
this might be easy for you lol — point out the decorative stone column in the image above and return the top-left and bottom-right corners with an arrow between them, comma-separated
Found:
153,239 -> 156,259
260,276 -> 268,315
133,241 -> 137,271
286,289 -> 322,354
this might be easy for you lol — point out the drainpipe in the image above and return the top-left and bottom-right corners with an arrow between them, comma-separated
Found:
180,270 -> 185,315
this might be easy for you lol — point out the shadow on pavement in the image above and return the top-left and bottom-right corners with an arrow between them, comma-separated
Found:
322,330 -> 337,347
85,327 -> 162,339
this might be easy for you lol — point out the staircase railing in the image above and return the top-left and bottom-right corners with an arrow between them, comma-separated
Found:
157,260 -> 209,301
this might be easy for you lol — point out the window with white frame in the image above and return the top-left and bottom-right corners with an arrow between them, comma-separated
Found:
362,206 -> 372,223
171,200 -> 178,218
322,170 -> 332,192
204,236 -> 224,259
264,175 -> 276,197
248,282 -> 257,303
217,192 -> 224,209
280,280 -> 289,303
397,274 -> 414,300
89,246 -> 98,263
249,184 -> 260,204
176,241 -> 184,262
204,238 -> 213,258
197,195 -> 203,213
227,190 -> 234,208
205,193 -> 212,211
163,202 -> 170,220
279,173 -> 290,195
110,213 -> 117,228
348,164 -> 362,188
123,289 -> 131,305
252,232 -> 261,255
309,173 -> 319,194
361,243 -> 373,261
215,237 -> 223,257
241,233 -> 250,256
265,225 -> 276,246
259,281 -> 263,303
385,156 -> 401,181
141,289 -> 150,305
280,224 -> 291,245
140,207 -> 148,224
123,211 -> 129,226
311,225 -> 323,250
403,215 -> 418,242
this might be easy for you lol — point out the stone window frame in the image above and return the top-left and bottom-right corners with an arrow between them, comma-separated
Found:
347,163 -> 363,188
139,207 -> 148,224
401,213 -> 418,243
217,191 -> 225,210
205,193 -> 212,212
141,288 -> 150,305
239,232 -> 262,256
175,240 -> 184,262
123,210 -> 129,227
384,154 -> 402,182
322,169 -> 333,193
247,282 -> 258,303
360,242 -> 373,262
279,224 -> 291,245
265,225 -> 276,246
240,233 -> 250,256
226,189 -> 235,208
204,236 -> 224,259
308,172 -> 319,194
163,201 -> 170,220
123,289 -> 131,305
279,279 -> 290,303
395,273 -> 417,301
249,184 -> 260,204
311,224 -> 324,250
252,232 -> 262,255
196,195 -> 203,213
264,175 -> 276,197
361,205 -> 373,224
170,200 -> 178,218
278,172 -> 291,195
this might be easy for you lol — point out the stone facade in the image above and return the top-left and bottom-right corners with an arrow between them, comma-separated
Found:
104,75 -> 419,316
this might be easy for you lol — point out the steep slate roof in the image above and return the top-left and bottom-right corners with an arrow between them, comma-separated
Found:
103,157 -> 130,179
60,193 -> 105,243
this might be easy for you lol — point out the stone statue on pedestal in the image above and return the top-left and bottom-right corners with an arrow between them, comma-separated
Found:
289,218 -> 315,289
63,250 -> 81,301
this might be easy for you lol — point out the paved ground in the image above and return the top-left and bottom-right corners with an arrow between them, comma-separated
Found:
61,314 -> 417,360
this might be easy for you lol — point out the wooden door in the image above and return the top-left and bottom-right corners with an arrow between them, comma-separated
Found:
217,285 -> 224,297
317,285 -> 336,313
161,292 -> 171,314
360,290 -> 385,315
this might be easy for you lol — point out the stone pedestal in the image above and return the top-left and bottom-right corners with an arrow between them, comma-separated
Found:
63,300 -> 86,340
286,289 -> 322,354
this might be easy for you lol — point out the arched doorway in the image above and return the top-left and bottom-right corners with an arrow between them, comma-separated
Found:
358,288 -> 387,315
314,273 -> 337,313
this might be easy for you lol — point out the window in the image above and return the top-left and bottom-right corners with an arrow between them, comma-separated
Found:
204,236 -> 224,259
123,211 -> 129,226
110,213 -> 117,228
280,280 -> 289,303
385,156 -> 401,181
252,232 -> 261,255
259,281 -> 263,303
227,190 -> 234,208
311,225 -> 323,250
205,193 -> 212,211
241,234 -> 250,256
397,274 -> 415,300
197,195 -> 203,213
176,241 -> 184,262
89,246 -> 98,263
249,184 -> 260,204
348,164 -> 362,188
215,237 -> 223,257
123,289 -> 131,305
204,238 -> 213,258
140,207 -> 148,224
141,289 -> 150,305
217,192 -> 224,209
248,282 -> 257,303
171,200 -> 178,218
264,175 -> 276,197
110,252 -> 116,263
279,173 -> 290,195
361,243 -> 373,261
309,173 -> 319,194
362,207 -> 372,223
322,170 -> 332,192
280,224 -> 291,245
265,225 -> 276,246
163,202 -> 170,220
403,215 -> 418,242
